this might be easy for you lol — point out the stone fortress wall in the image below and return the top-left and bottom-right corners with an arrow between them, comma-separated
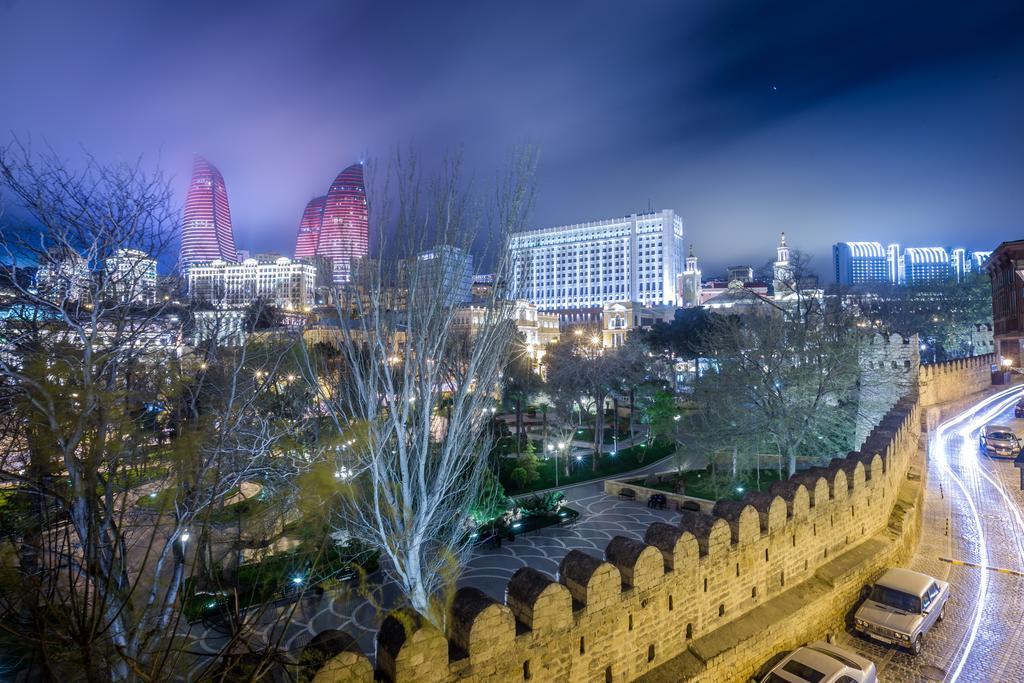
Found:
919,353 -> 995,407
314,357 -> 994,683
855,333 -> 920,448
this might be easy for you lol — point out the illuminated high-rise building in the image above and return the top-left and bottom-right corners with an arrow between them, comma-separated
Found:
832,242 -> 888,286
319,163 -> 369,285
294,195 -> 327,259
904,247 -> 950,285
180,156 -> 237,273
509,210 -> 684,311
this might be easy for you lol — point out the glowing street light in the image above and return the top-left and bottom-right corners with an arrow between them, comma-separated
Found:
180,530 -> 191,543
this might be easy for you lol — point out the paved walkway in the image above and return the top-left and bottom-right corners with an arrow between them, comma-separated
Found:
182,451 -> 696,664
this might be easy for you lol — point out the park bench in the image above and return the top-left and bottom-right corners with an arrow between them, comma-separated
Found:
647,494 -> 667,510
678,500 -> 701,513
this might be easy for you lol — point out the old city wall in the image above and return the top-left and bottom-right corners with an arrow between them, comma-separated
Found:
854,333 -> 920,448
919,353 -> 995,407
314,357 -> 995,683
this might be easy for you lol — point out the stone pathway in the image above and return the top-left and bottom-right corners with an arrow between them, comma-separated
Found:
182,454 -> 686,663
834,387 -> 1024,682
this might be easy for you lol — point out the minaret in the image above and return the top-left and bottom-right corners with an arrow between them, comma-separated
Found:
680,244 -> 702,307
773,232 -> 795,299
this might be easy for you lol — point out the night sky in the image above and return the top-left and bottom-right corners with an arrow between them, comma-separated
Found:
2,1 -> 1023,275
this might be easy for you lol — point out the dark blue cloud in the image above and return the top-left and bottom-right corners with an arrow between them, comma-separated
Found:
1,1 -> 1022,275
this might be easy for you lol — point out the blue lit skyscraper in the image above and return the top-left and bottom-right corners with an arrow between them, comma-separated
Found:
904,247 -> 950,285
833,242 -> 888,285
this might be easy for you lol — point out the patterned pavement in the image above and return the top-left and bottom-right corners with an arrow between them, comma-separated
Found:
185,391 -> 1024,680
183,457 -> 680,666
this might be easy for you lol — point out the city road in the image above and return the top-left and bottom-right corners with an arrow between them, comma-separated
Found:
836,386 -> 1024,682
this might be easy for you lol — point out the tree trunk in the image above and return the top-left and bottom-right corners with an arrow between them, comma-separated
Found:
612,397 -> 620,437
515,397 -> 523,456
593,394 -> 603,472
628,387 -> 635,437
787,447 -> 797,478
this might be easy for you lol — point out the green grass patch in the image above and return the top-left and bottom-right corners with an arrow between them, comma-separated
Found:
637,467 -> 786,501
181,541 -> 379,622
499,439 -> 673,494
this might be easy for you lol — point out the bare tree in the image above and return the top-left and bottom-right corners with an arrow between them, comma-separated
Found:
301,150 -> 536,627
0,144 -> 300,680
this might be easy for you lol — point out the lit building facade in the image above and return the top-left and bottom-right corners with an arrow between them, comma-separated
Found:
36,249 -> 90,302
970,251 -> 992,272
832,242 -> 888,286
294,195 -> 327,259
319,164 -> 369,285
601,301 -> 673,348
106,248 -> 157,304
509,210 -> 684,311
903,247 -> 950,285
772,232 -> 796,298
678,245 -> 701,308
410,246 -> 474,306
887,243 -> 902,284
180,156 -> 237,273
452,299 -> 559,369
187,255 -> 317,310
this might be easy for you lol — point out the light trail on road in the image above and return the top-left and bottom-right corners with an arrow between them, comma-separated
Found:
931,385 -> 1024,682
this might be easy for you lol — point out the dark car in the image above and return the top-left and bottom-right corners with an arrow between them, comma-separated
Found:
1015,399 -> 1024,418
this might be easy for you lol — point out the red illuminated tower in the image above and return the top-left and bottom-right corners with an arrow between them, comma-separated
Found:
319,163 -> 368,284
180,156 -> 237,272
293,195 -> 327,259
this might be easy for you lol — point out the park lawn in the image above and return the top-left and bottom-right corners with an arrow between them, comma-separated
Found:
642,467 -> 786,502
181,540 -> 379,621
500,439 -> 673,494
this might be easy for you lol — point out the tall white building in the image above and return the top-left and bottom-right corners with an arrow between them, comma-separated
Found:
36,249 -> 90,302
678,244 -> 701,308
188,255 -> 317,310
106,248 -> 157,304
508,210 -> 684,311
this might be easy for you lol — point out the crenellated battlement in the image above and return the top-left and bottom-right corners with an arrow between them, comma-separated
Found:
919,353 -> 995,406
313,394 -> 924,683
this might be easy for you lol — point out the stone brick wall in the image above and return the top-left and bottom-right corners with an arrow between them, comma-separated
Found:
313,394 -> 923,683
311,352 -> 1001,683
919,353 -> 995,407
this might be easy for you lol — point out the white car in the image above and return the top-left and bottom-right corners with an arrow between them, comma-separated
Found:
759,641 -> 877,683
854,568 -> 949,655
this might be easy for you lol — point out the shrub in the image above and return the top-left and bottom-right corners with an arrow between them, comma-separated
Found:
510,467 -> 528,490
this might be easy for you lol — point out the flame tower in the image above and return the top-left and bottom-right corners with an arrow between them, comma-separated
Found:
180,156 -> 237,272
294,195 -> 327,259
319,163 -> 368,284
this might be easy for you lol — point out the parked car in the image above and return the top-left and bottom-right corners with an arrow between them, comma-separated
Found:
979,423 -> 1022,459
854,568 -> 949,655
1015,399 -> 1024,418
757,641 -> 877,683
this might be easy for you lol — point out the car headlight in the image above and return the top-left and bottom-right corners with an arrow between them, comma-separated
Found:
898,632 -> 910,641
855,619 -> 865,628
